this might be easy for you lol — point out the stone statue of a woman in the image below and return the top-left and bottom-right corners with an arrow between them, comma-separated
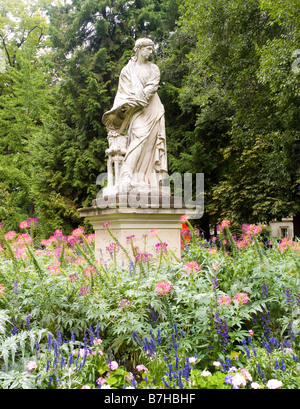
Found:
102,38 -> 168,193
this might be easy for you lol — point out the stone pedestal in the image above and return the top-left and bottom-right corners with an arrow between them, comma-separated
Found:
78,202 -> 187,263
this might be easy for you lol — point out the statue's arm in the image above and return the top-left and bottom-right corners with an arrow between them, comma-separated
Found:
141,65 -> 160,103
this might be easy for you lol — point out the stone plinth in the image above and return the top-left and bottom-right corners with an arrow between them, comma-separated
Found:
78,203 -> 186,263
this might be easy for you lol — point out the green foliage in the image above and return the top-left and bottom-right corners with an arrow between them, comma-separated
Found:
0,0 -> 53,231
159,0 -> 300,233
0,220 -> 299,388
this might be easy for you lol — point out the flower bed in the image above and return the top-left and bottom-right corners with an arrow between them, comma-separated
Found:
0,217 -> 299,389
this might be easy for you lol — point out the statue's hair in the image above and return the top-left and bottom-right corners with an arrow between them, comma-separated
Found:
133,38 -> 154,54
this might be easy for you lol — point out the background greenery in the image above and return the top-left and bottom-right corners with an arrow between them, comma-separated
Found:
0,0 -> 299,238
0,222 -> 299,389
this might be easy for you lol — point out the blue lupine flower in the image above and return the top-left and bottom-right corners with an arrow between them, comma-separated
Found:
95,322 -> 101,339
47,334 -> 52,352
224,375 -> 233,385
26,313 -> 31,331
178,370 -> 183,389
156,329 -> 161,346
131,376 -> 137,389
261,283 -> 268,299
60,356 -> 66,370
68,354 -> 73,369
280,359 -> 286,371
13,280 -> 19,294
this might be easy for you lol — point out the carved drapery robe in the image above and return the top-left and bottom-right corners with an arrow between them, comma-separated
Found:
102,58 -> 168,189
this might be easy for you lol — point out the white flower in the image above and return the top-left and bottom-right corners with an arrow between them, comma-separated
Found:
251,382 -> 261,389
239,368 -> 252,381
228,366 -> 237,372
101,384 -> 112,389
93,338 -> 103,345
201,370 -> 211,377
213,361 -> 221,367
189,357 -> 197,364
26,361 -> 37,372
266,379 -> 283,389
232,373 -> 246,388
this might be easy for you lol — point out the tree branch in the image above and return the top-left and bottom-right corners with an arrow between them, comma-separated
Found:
0,34 -> 12,67
17,25 -> 44,48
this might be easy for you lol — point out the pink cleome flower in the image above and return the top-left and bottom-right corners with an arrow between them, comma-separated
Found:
103,221 -> 110,229
12,245 -> 28,259
119,299 -> 130,308
180,214 -> 190,222
155,242 -> 168,254
126,235 -> 135,243
19,218 -> 38,230
220,219 -> 231,230
40,236 -> 56,248
149,228 -> 159,237
135,252 -> 153,264
17,233 -> 32,245
278,237 -> 297,252
233,292 -> 250,305
26,361 -> 37,372
218,296 -> 231,306
106,242 -> 120,255
0,284 -> 5,298
19,220 -> 29,229
86,233 -> 95,243
155,281 -> 172,296
74,256 -> 86,266
80,286 -> 91,296
246,224 -> 263,236
84,266 -> 97,278
71,227 -> 85,237
48,263 -> 61,276
4,231 -> 17,241
27,218 -> 38,227
69,273 -> 79,282
52,229 -> 63,241
184,261 -> 199,274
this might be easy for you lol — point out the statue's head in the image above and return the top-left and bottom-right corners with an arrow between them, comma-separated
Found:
133,38 -> 154,59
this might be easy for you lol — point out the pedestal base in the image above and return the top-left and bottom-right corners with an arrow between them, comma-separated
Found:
78,205 -> 186,263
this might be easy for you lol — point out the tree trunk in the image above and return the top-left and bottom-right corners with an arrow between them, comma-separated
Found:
200,212 -> 211,240
293,212 -> 300,239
